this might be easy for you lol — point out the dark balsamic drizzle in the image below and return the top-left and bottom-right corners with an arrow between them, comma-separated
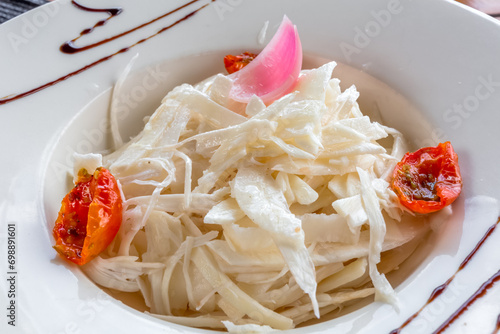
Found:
390,217 -> 500,334
495,313 -> 500,333
433,269 -> 500,334
60,0 -> 123,54
61,0 -> 202,54
0,0 -> 213,106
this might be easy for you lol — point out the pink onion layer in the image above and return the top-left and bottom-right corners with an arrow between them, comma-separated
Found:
229,15 -> 302,105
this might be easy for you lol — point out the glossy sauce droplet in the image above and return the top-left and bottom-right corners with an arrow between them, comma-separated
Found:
60,0 -> 122,54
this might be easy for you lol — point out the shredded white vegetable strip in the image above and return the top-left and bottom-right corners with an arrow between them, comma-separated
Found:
357,167 -> 398,307
191,246 -> 294,330
110,53 -> 138,150
223,321 -> 276,333
232,166 -> 319,318
76,60 -> 441,331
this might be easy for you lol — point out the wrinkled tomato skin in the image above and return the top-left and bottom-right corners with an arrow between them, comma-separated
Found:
224,52 -> 258,74
53,167 -> 122,265
391,142 -> 462,214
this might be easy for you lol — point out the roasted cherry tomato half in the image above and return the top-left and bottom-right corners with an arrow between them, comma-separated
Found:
391,142 -> 462,214
224,51 -> 258,74
53,167 -> 122,265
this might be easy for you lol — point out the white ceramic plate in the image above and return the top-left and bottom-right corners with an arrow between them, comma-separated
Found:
2,0 -> 500,333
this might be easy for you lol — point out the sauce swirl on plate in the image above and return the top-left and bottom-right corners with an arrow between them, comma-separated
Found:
60,0 -> 203,54
391,217 -> 500,334
0,0 -> 213,106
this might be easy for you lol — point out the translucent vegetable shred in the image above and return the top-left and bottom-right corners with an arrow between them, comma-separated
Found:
74,20 -> 447,333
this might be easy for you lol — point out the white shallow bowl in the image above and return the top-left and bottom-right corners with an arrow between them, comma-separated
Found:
1,0 -> 500,333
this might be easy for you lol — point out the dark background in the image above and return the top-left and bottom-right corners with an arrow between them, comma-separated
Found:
0,0 -> 48,24
1,0 -> 498,25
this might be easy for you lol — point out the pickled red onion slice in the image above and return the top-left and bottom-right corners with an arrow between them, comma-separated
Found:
229,15 -> 302,105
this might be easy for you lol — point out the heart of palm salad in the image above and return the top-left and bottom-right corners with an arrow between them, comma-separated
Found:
51,16 -> 462,332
